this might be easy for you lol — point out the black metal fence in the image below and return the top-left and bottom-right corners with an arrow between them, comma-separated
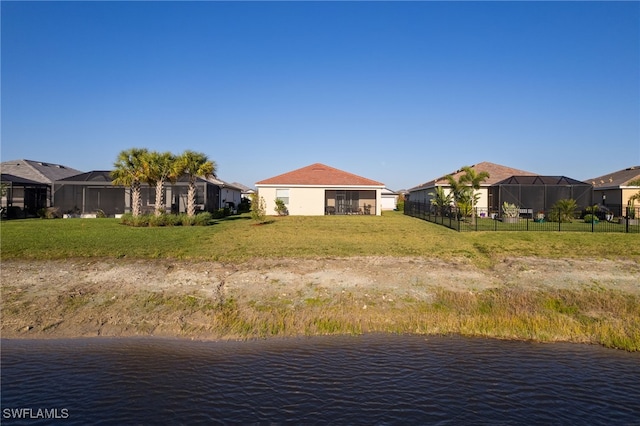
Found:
404,201 -> 640,233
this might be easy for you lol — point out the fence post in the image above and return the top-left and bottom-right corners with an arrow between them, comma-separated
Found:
625,206 -> 629,233
474,207 -> 478,231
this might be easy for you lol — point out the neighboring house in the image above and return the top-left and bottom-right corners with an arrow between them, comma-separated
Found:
408,162 -> 537,216
1,159 -> 83,217
209,178 -> 243,212
232,182 -> 255,201
53,170 -> 236,216
381,188 -> 398,211
587,166 -> 640,216
255,163 -> 385,216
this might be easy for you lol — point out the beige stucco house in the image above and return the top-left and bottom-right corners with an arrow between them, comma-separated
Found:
588,166 -> 640,216
255,163 -> 385,216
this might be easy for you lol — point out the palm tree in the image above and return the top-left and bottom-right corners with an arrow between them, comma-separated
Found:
551,198 -> 578,223
459,166 -> 490,224
445,174 -> 467,206
145,151 -> 178,216
175,150 -> 216,217
445,173 -> 471,219
111,148 -> 149,217
428,186 -> 453,216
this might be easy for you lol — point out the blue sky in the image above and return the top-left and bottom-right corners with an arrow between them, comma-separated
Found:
2,1 -> 638,191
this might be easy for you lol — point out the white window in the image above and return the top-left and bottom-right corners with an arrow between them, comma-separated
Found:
276,189 -> 290,204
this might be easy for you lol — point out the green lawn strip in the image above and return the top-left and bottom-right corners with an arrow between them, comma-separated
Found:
1,211 -> 638,264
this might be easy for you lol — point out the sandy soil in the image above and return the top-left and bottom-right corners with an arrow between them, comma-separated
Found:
2,256 -> 639,339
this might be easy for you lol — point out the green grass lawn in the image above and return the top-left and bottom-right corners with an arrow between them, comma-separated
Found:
1,211 -> 638,265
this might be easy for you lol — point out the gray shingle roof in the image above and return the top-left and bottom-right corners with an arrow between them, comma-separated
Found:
586,166 -> 640,189
409,161 -> 537,192
0,159 -> 83,184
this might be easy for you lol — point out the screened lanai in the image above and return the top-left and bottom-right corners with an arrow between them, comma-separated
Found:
53,171 -> 220,216
489,175 -> 593,216
324,190 -> 377,215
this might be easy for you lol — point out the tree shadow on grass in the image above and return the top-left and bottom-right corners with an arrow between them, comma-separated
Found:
221,216 -> 251,222
251,220 -> 276,226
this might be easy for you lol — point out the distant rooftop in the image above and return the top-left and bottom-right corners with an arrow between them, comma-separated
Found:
257,163 -> 384,187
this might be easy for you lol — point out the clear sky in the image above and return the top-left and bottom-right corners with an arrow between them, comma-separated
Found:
2,1 -> 639,191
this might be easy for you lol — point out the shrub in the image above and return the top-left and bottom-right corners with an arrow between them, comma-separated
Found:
179,214 -> 196,226
194,212 -> 213,226
551,198 -> 577,223
238,197 -> 251,213
583,214 -> 599,223
119,213 -> 151,227
274,199 -> 288,216
502,202 -> 519,218
120,212 -> 212,227
148,214 -> 170,227
133,214 -> 152,227
38,207 -> 61,219
119,213 -> 134,225
95,209 -> 106,218
212,208 -> 231,219
250,193 -> 267,223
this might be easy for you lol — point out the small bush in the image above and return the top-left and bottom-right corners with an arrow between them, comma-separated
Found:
38,207 -> 61,219
95,209 -> 107,218
148,214 -> 170,227
583,214 -> 599,223
119,213 -> 134,225
180,214 -> 197,226
133,214 -> 152,227
212,208 -> 227,219
274,199 -> 288,216
119,213 -> 151,227
238,197 -> 251,213
551,198 -> 577,223
194,212 -> 213,226
119,212 -> 213,227
502,202 -> 519,218
251,193 -> 267,223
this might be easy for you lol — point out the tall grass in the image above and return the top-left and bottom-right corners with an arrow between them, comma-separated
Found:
84,287 -> 637,351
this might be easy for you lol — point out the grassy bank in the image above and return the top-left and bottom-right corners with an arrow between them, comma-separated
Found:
1,212 -> 639,266
210,287 -> 640,351
7,279 -> 636,351
1,212 -> 639,350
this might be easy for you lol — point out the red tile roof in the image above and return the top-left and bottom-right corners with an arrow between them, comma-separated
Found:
256,163 -> 384,186
410,161 -> 537,191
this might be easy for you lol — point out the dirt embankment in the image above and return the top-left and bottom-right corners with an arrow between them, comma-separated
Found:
2,256 -> 639,339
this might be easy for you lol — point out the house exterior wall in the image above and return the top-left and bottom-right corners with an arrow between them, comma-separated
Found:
258,186 -> 383,216
258,187 -> 325,216
381,194 -> 397,211
220,187 -> 242,211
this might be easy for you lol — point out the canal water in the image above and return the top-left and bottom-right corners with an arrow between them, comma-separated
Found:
2,334 -> 639,424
